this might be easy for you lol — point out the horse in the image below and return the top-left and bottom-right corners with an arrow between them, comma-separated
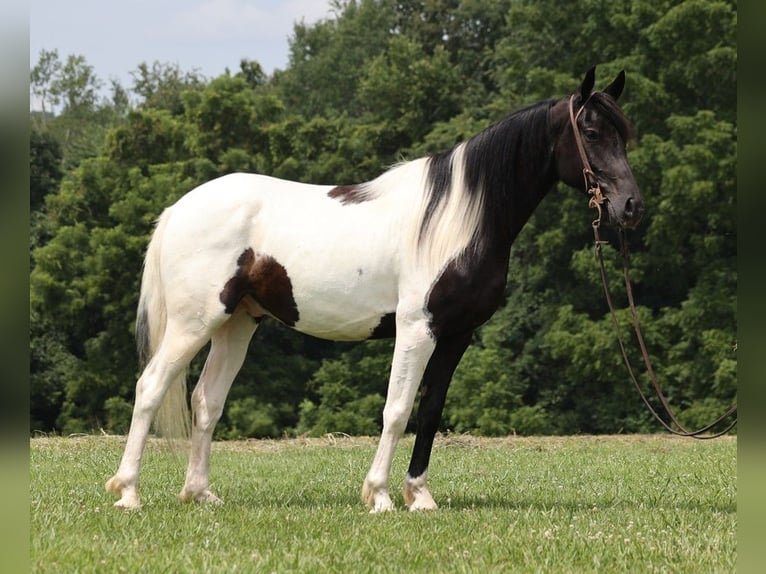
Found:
106,66 -> 643,512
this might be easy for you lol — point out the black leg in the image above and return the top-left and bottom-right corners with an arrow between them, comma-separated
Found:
407,330 -> 473,480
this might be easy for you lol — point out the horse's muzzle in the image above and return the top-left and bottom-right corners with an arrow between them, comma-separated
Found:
604,194 -> 644,228
621,196 -> 644,228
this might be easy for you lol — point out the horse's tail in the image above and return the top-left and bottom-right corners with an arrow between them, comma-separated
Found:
135,208 -> 190,440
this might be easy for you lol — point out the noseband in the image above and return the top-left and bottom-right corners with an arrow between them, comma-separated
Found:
568,95 -> 605,226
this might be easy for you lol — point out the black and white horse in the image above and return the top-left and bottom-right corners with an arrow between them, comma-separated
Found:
107,67 -> 642,512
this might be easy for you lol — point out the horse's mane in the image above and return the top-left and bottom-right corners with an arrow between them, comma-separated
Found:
462,99 -> 557,232
411,99 -> 556,273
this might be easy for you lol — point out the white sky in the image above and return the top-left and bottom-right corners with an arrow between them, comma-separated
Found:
30,0 -> 333,99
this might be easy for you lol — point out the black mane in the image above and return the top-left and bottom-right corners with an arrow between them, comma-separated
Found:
422,99 -> 557,244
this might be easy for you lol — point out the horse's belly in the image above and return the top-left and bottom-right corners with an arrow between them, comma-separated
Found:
246,189 -> 402,340
293,308 -> 392,341
288,266 -> 398,341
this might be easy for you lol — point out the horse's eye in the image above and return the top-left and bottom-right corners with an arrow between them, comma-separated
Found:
584,129 -> 599,142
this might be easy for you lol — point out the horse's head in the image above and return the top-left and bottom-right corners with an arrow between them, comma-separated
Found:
551,67 -> 643,228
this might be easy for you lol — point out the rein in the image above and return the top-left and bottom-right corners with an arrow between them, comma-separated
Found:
568,95 -> 737,439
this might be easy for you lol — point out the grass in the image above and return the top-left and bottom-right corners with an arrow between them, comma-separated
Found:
30,434 -> 736,573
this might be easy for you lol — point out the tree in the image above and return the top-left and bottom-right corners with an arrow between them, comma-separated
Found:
30,128 -> 63,213
644,0 -> 736,121
30,50 -> 131,169
296,340 -> 392,436
49,54 -> 102,114
276,0 -> 397,117
235,58 -> 267,89
357,36 -> 461,145
183,75 -> 266,163
30,48 -> 62,118
130,61 -> 206,114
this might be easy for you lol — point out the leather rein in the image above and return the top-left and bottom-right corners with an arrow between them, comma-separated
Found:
568,95 -> 737,439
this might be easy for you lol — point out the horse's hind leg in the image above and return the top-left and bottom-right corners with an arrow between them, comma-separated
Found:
180,306 -> 257,504
105,327 -> 209,510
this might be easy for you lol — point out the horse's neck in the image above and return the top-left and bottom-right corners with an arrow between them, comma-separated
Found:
488,165 -> 558,251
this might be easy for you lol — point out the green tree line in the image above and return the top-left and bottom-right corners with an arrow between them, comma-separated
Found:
30,0 -> 736,438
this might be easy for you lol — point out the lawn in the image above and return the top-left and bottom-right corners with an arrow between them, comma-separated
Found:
30,434 -> 736,573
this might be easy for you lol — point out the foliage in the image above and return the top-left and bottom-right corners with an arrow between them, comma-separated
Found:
30,49 -> 128,169
30,0 -> 736,437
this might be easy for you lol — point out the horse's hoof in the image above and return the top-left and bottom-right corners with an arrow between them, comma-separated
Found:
106,476 -> 141,509
403,474 -> 438,511
112,498 -> 142,511
407,499 -> 438,511
180,488 -> 224,505
196,490 -> 224,505
368,498 -> 395,513
362,480 -> 395,512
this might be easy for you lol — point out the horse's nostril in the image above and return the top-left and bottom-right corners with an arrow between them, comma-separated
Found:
623,196 -> 644,226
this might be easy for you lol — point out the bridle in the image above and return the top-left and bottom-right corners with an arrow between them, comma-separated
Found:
567,95 -> 737,439
568,94 -> 606,223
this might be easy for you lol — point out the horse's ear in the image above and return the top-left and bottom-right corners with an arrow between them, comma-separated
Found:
580,66 -> 596,101
603,70 -> 626,101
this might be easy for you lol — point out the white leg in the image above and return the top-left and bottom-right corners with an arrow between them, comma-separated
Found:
362,317 -> 435,512
105,329 -> 207,509
180,308 -> 257,504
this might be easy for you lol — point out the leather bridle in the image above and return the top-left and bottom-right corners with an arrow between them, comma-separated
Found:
568,94 -> 605,225
568,94 -> 737,439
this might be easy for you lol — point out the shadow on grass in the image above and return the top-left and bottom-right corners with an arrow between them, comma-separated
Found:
198,484 -> 736,515
439,494 -> 737,514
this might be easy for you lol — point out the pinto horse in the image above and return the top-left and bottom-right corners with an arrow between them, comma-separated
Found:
106,67 -> 643,512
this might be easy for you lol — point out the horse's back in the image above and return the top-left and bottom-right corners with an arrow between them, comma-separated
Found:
167,172 -> 332,231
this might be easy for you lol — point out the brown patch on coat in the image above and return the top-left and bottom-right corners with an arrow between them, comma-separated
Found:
327,184 -> 368,205
219,248 -> 299,326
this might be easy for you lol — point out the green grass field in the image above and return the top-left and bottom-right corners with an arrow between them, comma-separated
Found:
30,434 -> 735,573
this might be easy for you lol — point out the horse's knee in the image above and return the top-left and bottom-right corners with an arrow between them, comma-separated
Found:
382,404 -> 410,436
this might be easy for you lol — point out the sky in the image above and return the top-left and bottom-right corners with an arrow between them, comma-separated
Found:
30,0 -> 334,103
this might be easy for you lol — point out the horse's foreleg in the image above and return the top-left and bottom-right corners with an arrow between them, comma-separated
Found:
403,330 -> 473,511
180,308 -> 257,505
106,330 -> 206,510
362,318 -> 435,513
